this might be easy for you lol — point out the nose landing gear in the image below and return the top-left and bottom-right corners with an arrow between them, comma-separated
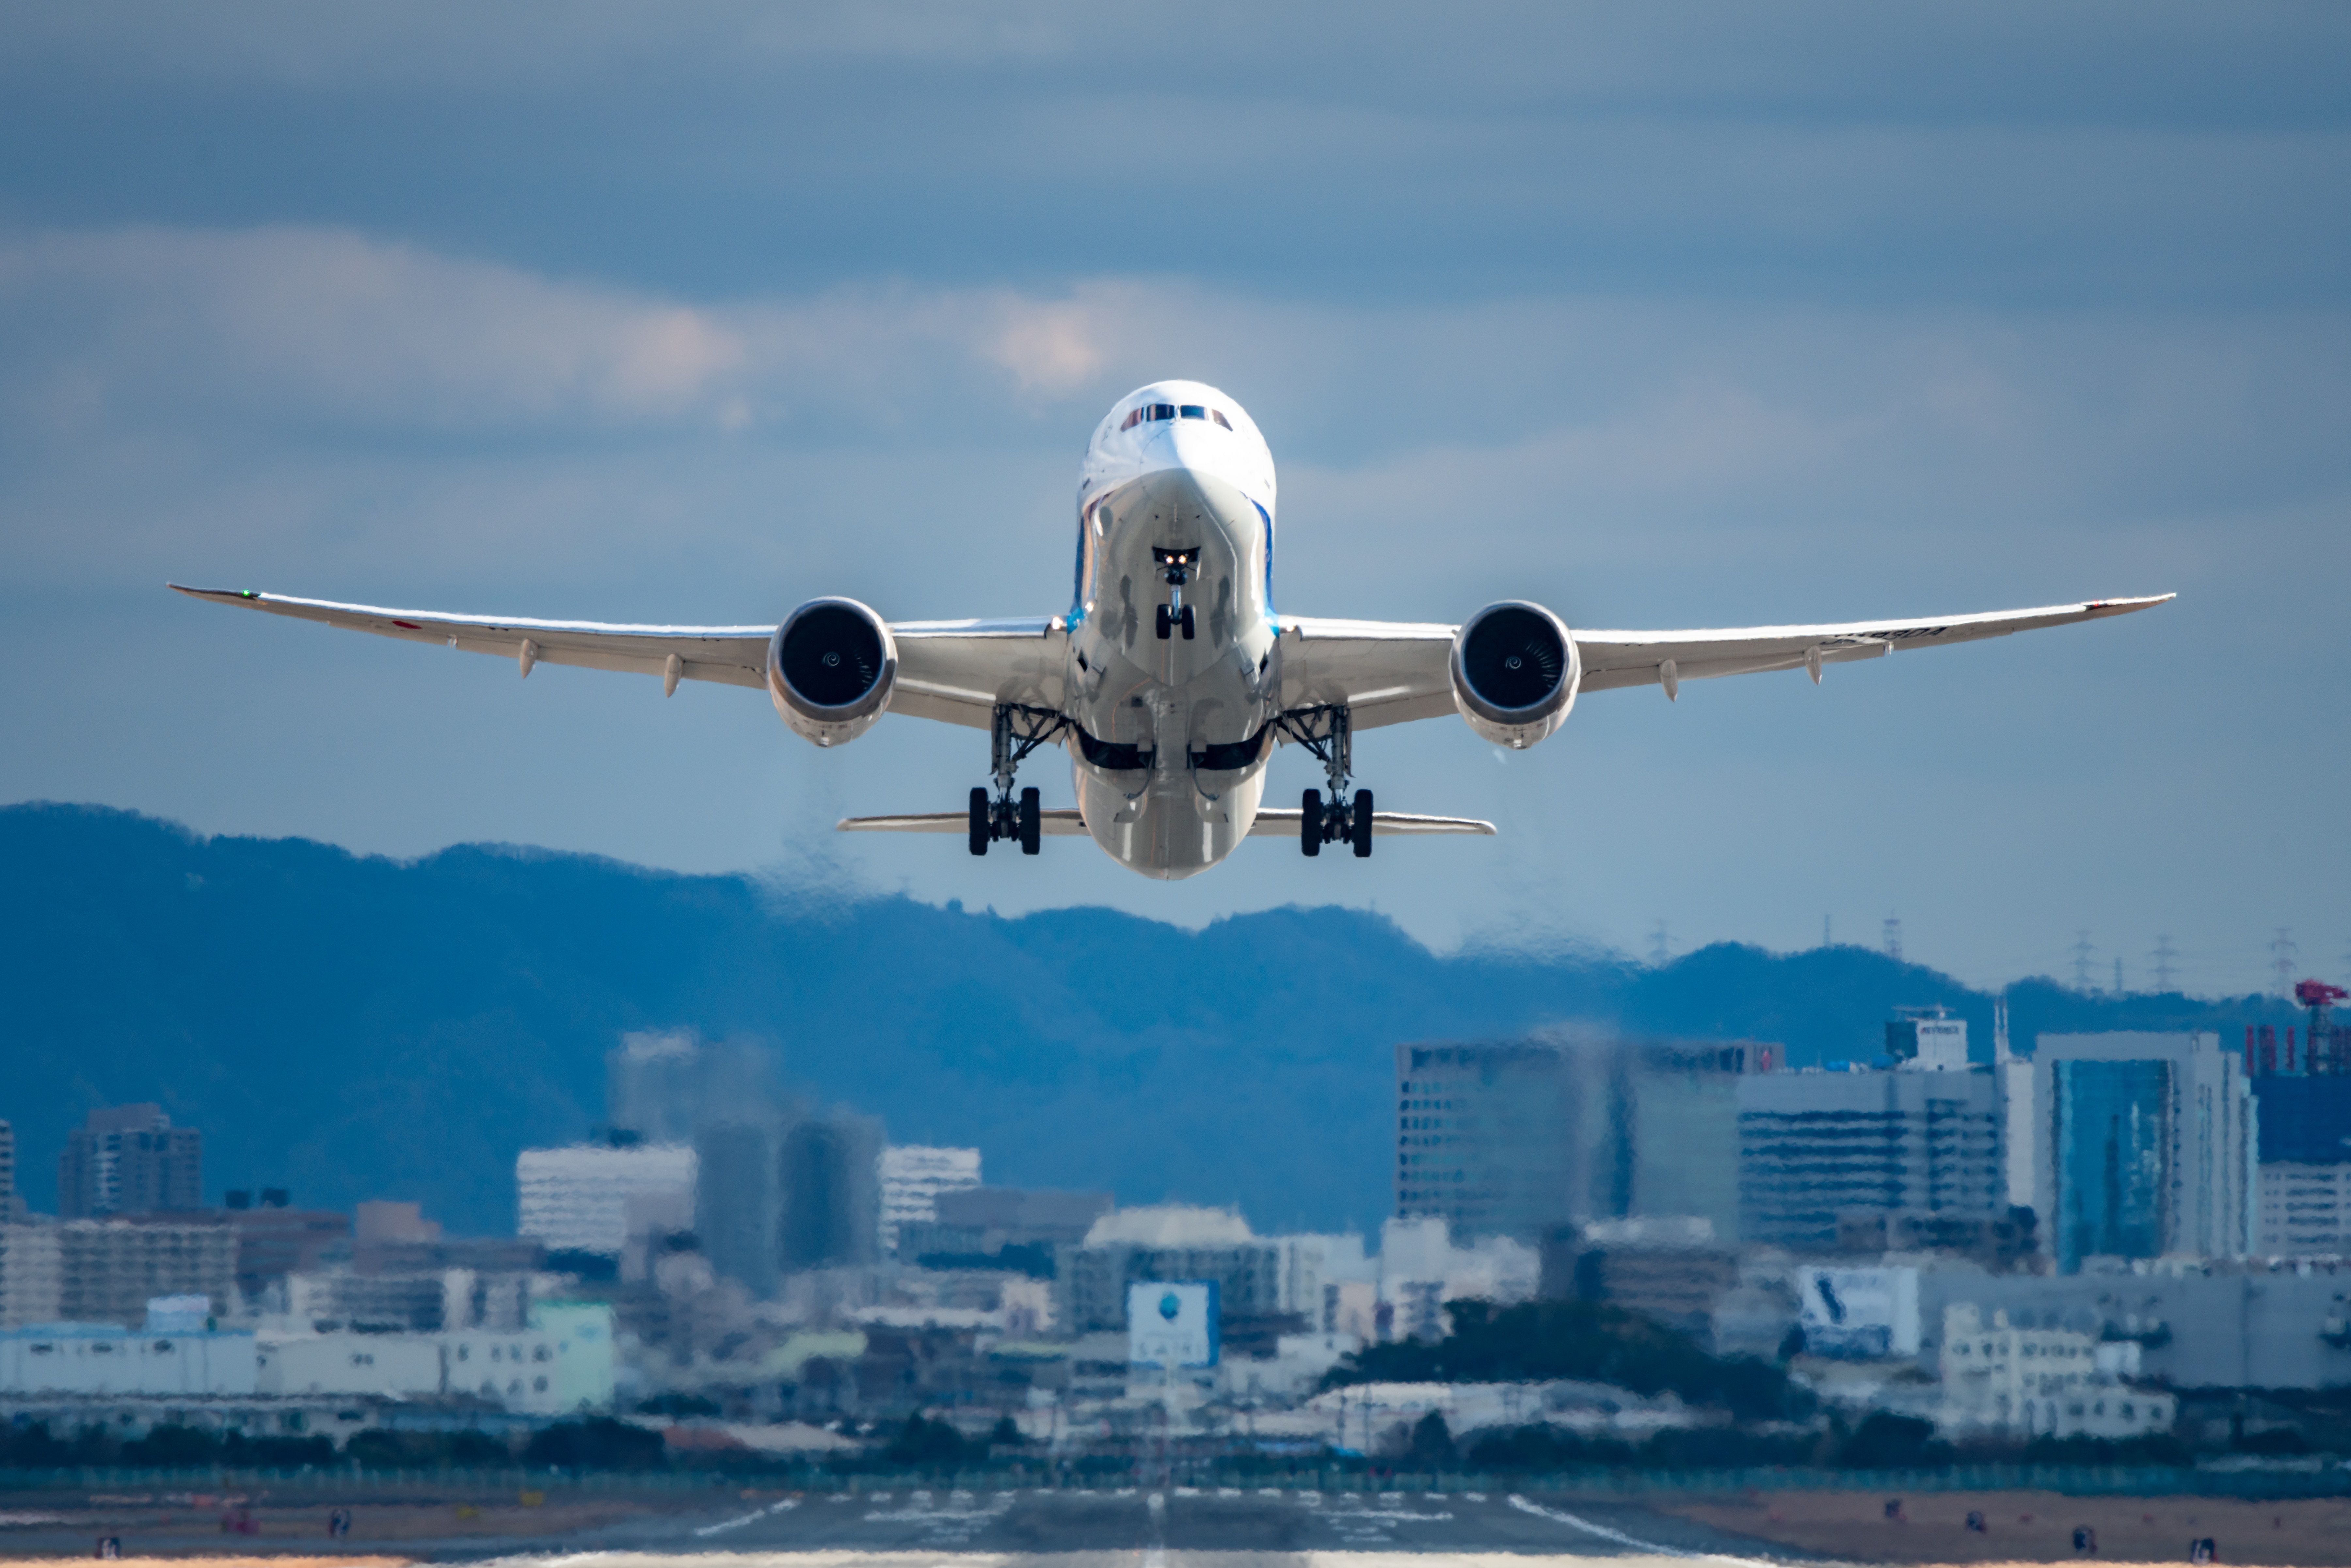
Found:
968,704 -> 1065,856
1277,704 -> 1374,858
1152,547 -> 1199,640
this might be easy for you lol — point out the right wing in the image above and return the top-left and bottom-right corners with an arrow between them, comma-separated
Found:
170,585 -> 1068,723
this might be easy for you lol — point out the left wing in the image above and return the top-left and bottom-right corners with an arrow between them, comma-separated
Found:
1278,595 -> 2172,719
169,585 -> 1066,722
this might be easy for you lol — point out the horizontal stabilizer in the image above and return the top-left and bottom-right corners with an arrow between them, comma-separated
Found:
838,809 -> 1089,835
1250,809 -> 1496,837
837,808 -> 1496,838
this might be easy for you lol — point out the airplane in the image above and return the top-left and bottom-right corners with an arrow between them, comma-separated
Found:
174,377 -> 2171,882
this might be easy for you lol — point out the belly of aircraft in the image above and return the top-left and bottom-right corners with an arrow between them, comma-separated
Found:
1065,461 -> 1279,879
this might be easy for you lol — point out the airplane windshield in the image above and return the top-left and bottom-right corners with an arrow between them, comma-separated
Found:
1119,403 -> 1235,433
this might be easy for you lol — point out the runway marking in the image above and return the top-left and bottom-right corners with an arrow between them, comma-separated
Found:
1508,1493 -> 1779,1565
693,1497 -> 798,1537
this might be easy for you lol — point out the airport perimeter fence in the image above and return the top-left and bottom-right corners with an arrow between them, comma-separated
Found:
1,1462 -> 2347,1501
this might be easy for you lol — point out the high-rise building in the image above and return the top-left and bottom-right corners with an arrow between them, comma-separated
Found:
606,1031 -> 777,1143
57,1105 -> 202,1219
779,1114 -> 883,1270
1739,1066 -> 2006,1251
1396,1036 -> 1766,1242
516,1142 -> 697,1258
895,1186 -> 1115,1260
695,1119 -> 784,1296
2026,1032 -> 2257,1270
0,1121 -> 15,1216
2252,1077 -> 2351,1254
879,1145 -> 982,1255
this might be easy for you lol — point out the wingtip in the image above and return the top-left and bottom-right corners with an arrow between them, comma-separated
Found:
169,584 -> 265,604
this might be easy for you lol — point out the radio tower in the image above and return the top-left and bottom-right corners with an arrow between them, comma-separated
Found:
1883,914 -> 1903,963
2071,929 -> 2095,991
2272,928 -> 2300,997
1649,920 -> 1671,966
2152,935 -> 2179,994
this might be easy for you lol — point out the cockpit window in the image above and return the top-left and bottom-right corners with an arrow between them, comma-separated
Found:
1150,403 -> 1175,421
1121,402 -> 1232,433
1179,405 -> 1205,420
1119,408 -> 1141,431
1212,410 -> 1233,429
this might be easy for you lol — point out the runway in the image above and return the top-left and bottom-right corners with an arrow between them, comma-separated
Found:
472,1486 -> 1793,1564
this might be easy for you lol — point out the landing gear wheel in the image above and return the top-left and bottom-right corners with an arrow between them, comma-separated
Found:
1155,604 -> 1173,640
1300,789 -> 1323,856
1018,787 -> 1042,855
1179,603 -> 1196,640
968,787 -> 990,856
1351,788 -> 1374,857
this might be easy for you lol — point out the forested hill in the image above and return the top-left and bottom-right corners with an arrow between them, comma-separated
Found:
0,803 -> 2291,1235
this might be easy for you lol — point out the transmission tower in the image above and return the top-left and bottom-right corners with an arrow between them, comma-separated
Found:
2070,929 -> 2096,991
1649,920 -> 1671,966
2272,928 -> 2300,997
2152,935 -> 2179,994
1883,914 -> 1903,963
2113,956 -> 2125,996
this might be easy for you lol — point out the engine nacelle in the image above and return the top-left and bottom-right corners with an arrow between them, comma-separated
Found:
768,597 -> 896,747
1450,600 -> 1579,748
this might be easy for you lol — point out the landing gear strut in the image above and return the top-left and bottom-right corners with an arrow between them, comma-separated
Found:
1153,547 -> 1199,640
1278,704 -> 1373,858
969,704 -> 1064,856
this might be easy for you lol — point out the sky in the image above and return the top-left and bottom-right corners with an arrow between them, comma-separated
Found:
2,2 -> 2346,995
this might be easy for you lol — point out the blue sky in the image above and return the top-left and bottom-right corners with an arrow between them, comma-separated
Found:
2,2 -> 2346,993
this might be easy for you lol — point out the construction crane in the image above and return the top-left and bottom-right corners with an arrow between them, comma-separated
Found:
2297,978 -> 2349,1075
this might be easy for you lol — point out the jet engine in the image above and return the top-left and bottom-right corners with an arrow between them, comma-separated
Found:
768,597 -> 897,746
1449,600 -> 1579,748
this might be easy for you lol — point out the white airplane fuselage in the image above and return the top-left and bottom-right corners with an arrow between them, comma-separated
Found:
1066,381 -> 1282,879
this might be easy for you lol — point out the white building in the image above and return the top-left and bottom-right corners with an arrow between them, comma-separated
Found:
258,1331 -> 442,1397
878,1145 -> 981,1254
0,1321 -> 257,1396
1272,1232 -> 1372,1322
1378,1216 -> 1538,1341
1937,1302 -> 2174,1440
517,1143 -> 696,1256
2262,1163 -> 2351,1255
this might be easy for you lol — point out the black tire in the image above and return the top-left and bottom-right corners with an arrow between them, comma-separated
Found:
1018,787 -> 1042,855
968,787 -> 991,856
1351,788 -> 1374,857
1180,603 -> 1196,640
1155,603 -> 1173,640
1301,788 -> 1323,856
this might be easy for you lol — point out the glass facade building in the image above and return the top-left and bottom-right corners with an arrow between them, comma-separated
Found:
2052,1059 -> 2171,1270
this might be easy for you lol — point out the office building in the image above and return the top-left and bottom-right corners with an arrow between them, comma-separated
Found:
57,1105 -> 202,1219
1739,1066 -> 2005,1251
517,1142 -> 697,1258
2252,1078 -> 2351,1254
2027,1033 -> 2256,1270
1936,1302 -> 2174,1440
221,1192 -> 351,1299
1396,1036 -> 1767,1243
897,1186 -> 1114,1259
0,1225 -> 62,1328
1057,1206 -> 1281,1333
1887,1006 -> 1971,1071
1540,1215 -> 1737,1337
57,1220 -> 237,1324
879,1145 -> 982,1254
779,1114 -> 883,1270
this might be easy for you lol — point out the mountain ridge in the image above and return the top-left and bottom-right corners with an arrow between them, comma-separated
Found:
0,802 -> 2293,1236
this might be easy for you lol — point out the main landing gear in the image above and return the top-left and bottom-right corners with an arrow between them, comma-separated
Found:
969,704 -> 1066,857
1277,704 -> 1373,858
